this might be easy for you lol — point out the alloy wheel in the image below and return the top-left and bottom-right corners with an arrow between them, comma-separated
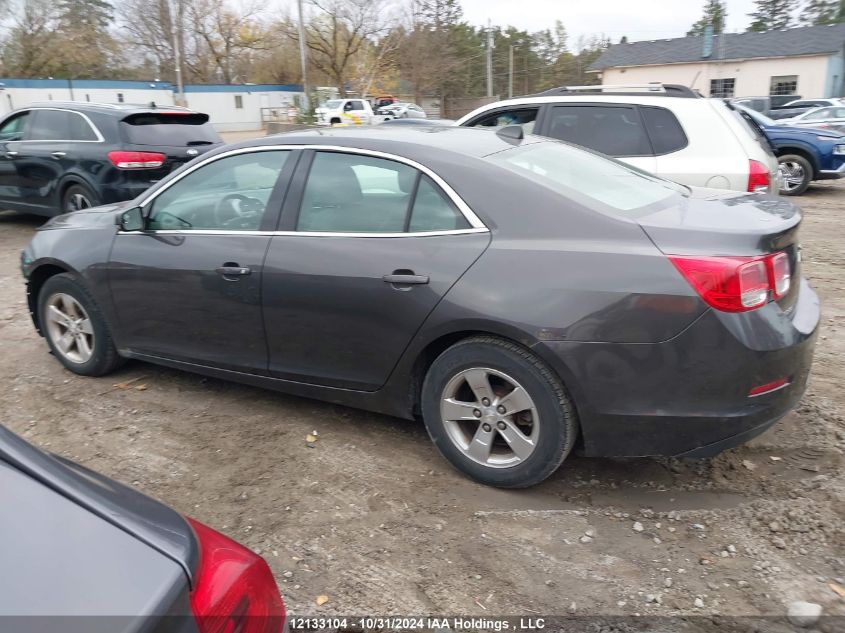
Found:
439,367 -> 540,468
66,193 -> 92,212
779,161 -> 806,193
44,293 -> 94,364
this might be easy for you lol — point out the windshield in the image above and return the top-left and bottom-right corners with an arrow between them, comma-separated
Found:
487,142 -> 687,214
324,100 -> 343,109
735,104 -> 776,127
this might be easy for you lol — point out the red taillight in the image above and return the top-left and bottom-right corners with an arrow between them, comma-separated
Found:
188,518 -> 285,633
669,251 -> 791,313
748,377 -> 790,397
748,159 -> 770,193
107,151 -> 166,169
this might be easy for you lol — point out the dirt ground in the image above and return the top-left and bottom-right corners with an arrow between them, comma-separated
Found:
0,181 -> 842,624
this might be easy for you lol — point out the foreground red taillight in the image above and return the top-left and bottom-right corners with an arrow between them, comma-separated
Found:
669,251 -> 791,313
748,377 -> 790,397
748,159 -> 771,193
188,518 -> 285,633
107,151 -> 166,169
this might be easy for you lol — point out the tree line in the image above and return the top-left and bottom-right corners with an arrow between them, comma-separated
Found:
0,0 -> 608,103
687,0 -> 844,36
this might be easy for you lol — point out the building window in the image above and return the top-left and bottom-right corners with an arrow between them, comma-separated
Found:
710,78 -> 735,98
770,75 -> 798,96
235,95 -> 243,109
117,93 -> 125,103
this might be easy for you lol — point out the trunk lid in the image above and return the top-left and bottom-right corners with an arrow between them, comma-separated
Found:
638,189 -> 802,311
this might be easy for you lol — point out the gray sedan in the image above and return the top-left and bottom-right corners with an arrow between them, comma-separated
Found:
781,105 -> 845,134
21,126 -> 819,488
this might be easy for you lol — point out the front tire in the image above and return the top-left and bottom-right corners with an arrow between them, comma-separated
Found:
421,336 -> 578,488
38,273 -> 123,376
778,154 -> 812,196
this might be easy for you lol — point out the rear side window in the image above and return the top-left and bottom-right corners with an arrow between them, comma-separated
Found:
546,105 -> 651,157
640,106 -> 687,155
29,110 -> 79,141
120,113 -> 221,147
409,176 -> 470,232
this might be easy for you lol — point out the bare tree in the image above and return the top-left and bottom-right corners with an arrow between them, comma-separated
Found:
1,0 -> 61,77
300,0 -> 390,95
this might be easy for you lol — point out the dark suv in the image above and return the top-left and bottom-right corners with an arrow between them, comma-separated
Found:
0,102 -> 222,216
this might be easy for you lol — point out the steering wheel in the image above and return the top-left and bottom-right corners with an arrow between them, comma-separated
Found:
215,193 -> 259,224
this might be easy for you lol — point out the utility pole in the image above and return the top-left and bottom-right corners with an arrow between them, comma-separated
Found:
171,0 -> 185,106
508,45 -> 514,99
297,0 -> 310,113
486,21 -> 493,98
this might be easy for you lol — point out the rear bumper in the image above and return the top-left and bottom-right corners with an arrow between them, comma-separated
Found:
543,279 -> 820,457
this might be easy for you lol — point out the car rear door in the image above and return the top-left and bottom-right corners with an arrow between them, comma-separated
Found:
261,149 -> 490,391
108,148 -> 296,373
539,104 -> 657,174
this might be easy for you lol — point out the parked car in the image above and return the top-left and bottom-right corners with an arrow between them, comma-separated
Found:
377,102 -> 428,120
769,97 -> 845,120
0,424 -> 285,632
0,102 -> 222,217
734,104 -> 845,195
21,126 -> 818,488
778,104 -> 845,134
314,98 -> 375,126
457,84 -> 778,194
373,95 -> 400,110
729,95 -> 811,119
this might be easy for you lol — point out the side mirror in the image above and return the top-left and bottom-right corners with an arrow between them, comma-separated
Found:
117,207 -> 145,232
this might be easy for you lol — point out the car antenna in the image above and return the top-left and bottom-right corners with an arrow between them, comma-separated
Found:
149,101 -> 157,108
496,125 -> 524,142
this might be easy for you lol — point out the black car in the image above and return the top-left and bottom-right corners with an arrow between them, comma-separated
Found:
21,126 -> 819,488
0,425 -> 285,633
0,102 -> 222,216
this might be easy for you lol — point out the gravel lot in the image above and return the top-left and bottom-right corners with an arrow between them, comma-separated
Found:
0,181 -> 842,623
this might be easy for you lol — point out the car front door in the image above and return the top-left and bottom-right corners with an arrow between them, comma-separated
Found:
540,104 -> 657,174
108,148 -> 297,373
261,149 -> 490,391
0,110 -> 30,210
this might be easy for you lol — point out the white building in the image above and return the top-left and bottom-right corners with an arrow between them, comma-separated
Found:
0,78 -> 303,131
589,24 -> 845,99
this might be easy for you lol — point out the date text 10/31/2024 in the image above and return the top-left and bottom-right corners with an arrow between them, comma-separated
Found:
287,617 -> 548,631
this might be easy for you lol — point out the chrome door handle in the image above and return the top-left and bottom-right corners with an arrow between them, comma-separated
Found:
215,265 -> 251,277
51,151 -> 66,159
5,151 -> 18,159
382,273 -> 429,285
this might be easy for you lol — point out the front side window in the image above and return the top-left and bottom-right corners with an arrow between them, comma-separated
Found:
466,108 -> 538,134
546,105 -> 651,157
487,142 -> 686,214
297,152 -> 469,233
0,111 -> 29,141
770,75 -> 798,96
147,150 -> 289,231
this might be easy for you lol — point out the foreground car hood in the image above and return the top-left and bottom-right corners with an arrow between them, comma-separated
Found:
637,192 -> 800,256
39,203 -> 127,231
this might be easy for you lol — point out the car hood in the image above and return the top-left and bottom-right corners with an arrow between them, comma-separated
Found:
764,123 -> 843,139
39,203 -> 128,231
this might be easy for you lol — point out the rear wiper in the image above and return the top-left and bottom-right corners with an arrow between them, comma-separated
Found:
186,140 -> 215,146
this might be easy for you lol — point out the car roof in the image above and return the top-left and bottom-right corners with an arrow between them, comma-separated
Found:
21,101 -> 197,116
241,125 -> 544,160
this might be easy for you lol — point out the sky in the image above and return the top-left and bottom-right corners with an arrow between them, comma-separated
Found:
457,0 -> 759,42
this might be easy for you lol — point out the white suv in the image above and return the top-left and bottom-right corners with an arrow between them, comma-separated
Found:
457,84 -> 778,194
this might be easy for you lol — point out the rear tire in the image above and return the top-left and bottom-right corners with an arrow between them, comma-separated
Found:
61,183 -> 99,214
421,336 -> 578,488
778,154 -> 812,196
38,273 -> 123,376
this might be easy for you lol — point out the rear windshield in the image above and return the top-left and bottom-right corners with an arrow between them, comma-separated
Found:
486,142 -> 686,214
120,112 -> 221,146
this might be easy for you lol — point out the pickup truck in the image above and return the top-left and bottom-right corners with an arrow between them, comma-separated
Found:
315,98 -> 375,126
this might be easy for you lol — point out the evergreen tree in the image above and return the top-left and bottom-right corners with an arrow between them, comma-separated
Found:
747,0 -> 798,31
415,0 -> 462,29
800,0 -> 845,25
687,0 -> 727,36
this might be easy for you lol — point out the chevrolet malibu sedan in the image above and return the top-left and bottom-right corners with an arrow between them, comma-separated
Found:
0,424 -> 284,633
21,126 -> 819,488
